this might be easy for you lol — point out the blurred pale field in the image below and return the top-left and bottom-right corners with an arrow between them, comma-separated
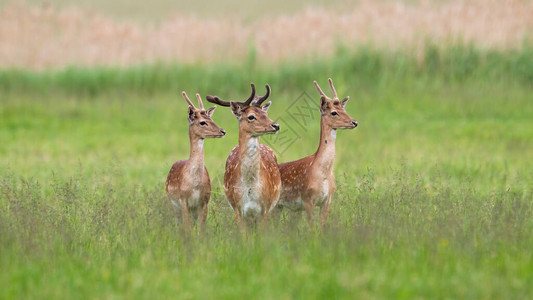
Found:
0,0 -> 532,69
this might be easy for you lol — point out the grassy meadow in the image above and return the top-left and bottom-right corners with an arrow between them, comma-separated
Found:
1,45 -> 533,298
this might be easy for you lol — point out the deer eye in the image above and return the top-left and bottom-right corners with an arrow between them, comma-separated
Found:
248,115 -> 256,121
331,111 -> 338,116
200,121 -> 207,126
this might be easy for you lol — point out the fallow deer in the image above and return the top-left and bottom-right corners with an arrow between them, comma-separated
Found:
165,91 -> 226,230
277,78 -> 358,226
206,84 -> 281,226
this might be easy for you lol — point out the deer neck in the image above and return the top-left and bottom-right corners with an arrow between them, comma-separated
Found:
188,129 -> 205,177
238,132 -> 260,185
314,118 -> 337,173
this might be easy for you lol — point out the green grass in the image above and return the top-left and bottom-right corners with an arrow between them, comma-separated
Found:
1,45 -> 532,97
1,47 -> 533,298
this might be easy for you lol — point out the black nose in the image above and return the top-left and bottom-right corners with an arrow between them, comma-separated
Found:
221,129 -> 226,135
272,124 -> 280,131
352,121 -> 358,127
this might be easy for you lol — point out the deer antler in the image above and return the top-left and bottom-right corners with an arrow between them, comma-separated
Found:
313,80 -> 326,97
254,84 -> 271,106
205,95 -> 231,107
182,91 -> 196,109
243,83 -> 256,106
195,93 -> 204,110
328,78 -> 338,100
206,83 -> 257,107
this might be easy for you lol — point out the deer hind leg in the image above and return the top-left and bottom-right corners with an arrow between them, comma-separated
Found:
180,199 -> 192,232
232,209 -> 247,234
189,206 -> 200,226
169,197 -> 182,226
270,205 -> 283,224
304,200 -> 315,224
288,208 -> 305,228
260,204 -> 275,229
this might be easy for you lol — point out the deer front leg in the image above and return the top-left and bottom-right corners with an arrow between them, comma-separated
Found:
180,199 -> 192,231
233,209 -> 247,234
169,197 -> 183,227
304,200 -> 315,224
198,203 -> 208,233
320,197 -> 332,229
260,205 -> 274,229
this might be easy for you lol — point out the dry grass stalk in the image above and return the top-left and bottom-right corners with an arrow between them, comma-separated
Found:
0,0 -> 532,70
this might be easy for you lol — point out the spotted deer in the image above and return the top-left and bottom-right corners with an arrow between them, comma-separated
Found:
165,91 -> 226,230
206,84 -> 281,226
277,78 -> 358,226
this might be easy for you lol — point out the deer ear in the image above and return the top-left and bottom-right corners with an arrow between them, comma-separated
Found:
230,102 -> 244,119
206,106 -> 216,118
341,96 -> 349,109
319,96 -> 328,115
261,101 -> 271,112
187,106 -> 195,124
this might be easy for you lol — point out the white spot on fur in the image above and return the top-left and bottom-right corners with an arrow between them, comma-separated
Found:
331,129 -> 337,140
197,139 -> 204,150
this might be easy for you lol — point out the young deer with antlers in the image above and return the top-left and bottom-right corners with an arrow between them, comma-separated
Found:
165,92 -> 226,230
206,84 -> 281,226
277,78 -> 358,226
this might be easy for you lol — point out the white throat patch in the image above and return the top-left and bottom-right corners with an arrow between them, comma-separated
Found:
241,137 -> 259,184
331,129 -> 337,140
247,137 -> 259,153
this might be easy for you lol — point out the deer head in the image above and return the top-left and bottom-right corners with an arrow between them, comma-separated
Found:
182,91 -> 226,138
314,78 -> 358,130
206,84 -> 280,137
